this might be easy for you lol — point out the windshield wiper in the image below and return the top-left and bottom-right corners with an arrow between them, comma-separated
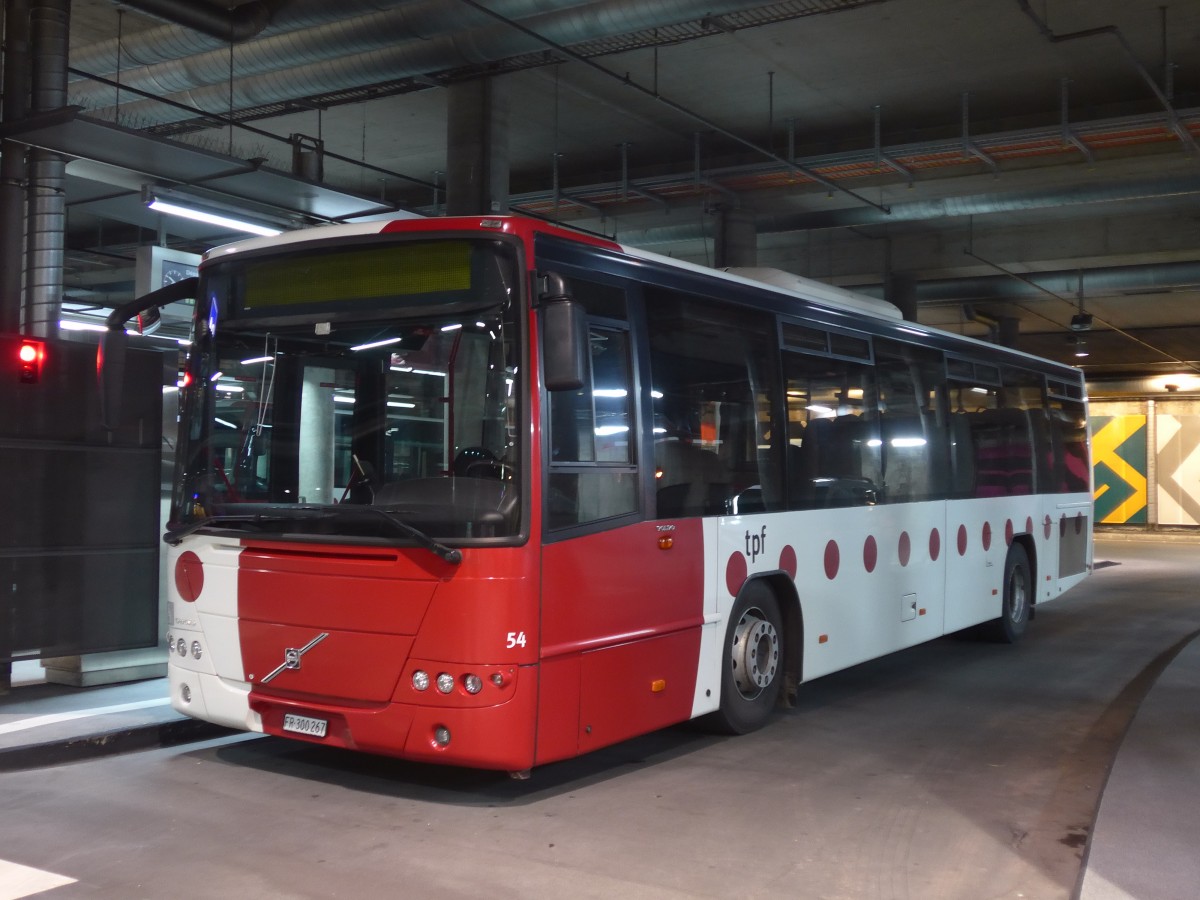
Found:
163,513 -> 297,545
350,506 -> 463,565
165,506 -> 462,565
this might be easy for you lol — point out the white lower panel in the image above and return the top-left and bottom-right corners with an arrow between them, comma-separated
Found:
169,666 -> 260,733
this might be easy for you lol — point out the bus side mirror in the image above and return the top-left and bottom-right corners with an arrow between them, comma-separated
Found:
540,272 -> 588,392
95,275 -> 199,431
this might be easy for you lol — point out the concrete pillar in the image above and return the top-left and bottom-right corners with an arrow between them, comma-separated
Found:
713,207 -> 757,269
884,272 -> 918,322
0,0 -> 31,334
445,77 -> 509,216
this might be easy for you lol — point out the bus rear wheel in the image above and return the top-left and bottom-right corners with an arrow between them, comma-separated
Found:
985,543 -> 1032,644
710,582 -> 783,734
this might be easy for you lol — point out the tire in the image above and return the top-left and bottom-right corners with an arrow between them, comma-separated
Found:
985,543 -> 1032,644
708,581 -> 784,734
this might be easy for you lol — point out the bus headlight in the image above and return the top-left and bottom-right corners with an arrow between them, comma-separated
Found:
191,640 -> 203,660
436,673 -> 454,694
412,670 -> 430,691
463,674 -> 483,694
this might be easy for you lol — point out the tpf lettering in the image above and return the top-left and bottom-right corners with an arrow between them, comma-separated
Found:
745,526 -> 767,562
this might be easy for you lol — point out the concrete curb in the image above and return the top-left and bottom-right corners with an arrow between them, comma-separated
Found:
0,719 -> 236,772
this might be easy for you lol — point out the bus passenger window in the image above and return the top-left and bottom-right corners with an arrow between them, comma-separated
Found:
874,340 -> 950,503
784,352 -> 880,509
645,289 -> 781,518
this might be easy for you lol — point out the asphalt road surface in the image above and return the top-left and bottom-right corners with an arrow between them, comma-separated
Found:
3,537 -> 1197,900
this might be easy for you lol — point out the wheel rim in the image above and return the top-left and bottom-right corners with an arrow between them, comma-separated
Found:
730,607 -> 780,699
1007,564 -> 1029,624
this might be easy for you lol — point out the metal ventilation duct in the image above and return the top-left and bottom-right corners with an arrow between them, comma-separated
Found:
73,0 -> 408,75
73,0 -> 596,103
75,0 -> 887,128
111,0 -> 278,42
905,260 -> 1200,304
608,170 -> 1200,247
25,0 -> 70,338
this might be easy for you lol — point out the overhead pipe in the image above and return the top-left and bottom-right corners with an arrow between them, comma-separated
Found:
608,169 -> 1200,246
756,171 -> 1200,232
79,0 -> 884,129
72,0 -> 409,78
72,0 -> 597,105
900,260 -> 1200,304
107,0 -> 281,43
1014,0 -> 1198,154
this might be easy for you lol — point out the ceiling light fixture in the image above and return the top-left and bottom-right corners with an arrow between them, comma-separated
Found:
147,196 -> 282,237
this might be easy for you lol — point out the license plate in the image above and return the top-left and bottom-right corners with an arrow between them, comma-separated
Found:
282,713 -> 327,738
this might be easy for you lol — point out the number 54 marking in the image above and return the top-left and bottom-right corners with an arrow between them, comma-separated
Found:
506,631 -> 527,649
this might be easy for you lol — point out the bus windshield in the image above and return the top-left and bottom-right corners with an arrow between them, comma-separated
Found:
169,238 -> 523,544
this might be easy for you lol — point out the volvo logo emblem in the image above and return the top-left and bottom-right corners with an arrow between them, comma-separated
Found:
261,632 -> 329,684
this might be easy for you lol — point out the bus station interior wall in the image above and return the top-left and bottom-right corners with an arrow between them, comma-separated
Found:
1089,397 -> 1200,527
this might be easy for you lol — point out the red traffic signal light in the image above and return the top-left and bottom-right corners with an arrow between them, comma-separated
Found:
18,339 -> 44,383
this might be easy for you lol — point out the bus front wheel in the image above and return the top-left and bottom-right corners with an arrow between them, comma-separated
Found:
986,543 -> 1032,644
711,582 -> 784,734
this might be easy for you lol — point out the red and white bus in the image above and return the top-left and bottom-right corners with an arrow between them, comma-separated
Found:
154,215 -> 1091,773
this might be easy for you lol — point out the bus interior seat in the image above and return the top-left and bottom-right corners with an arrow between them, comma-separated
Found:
970,408 -> 1034,497
655,439 -> 731,516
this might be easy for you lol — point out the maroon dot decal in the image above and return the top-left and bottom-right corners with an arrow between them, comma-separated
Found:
929,527 -> 941,561
824,540 -> 840,580
1060,514 -> 1067,537
1026,516 -> 1034,537
863,535 -> 878,573
898,531 -> 911,567
175,551 -> 204,602
982,521 -> 993,552
1043,515 -> 1053,540
957,524 -> 968,556
1075,512 -> 1083,535
725,552 -> 747,597
1005,519 -> 1014,546
779,544 -> 798,580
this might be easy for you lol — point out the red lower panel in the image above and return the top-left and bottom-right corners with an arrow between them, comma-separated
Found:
250,664 -> 538,771
242,621 -> 412,703
577,629 -> 701,754
533,655 -> 582,766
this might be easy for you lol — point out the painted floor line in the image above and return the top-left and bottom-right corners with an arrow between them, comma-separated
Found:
0,858 -> 76,900
0,698 -> 170,736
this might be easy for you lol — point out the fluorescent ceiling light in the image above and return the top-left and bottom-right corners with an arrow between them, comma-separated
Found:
148,197 -> 281,237
59,319 -> 107,333
350,336 -> 403,351
241,355 -> 273,365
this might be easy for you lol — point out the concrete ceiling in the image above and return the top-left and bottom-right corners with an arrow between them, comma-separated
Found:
32,0 -> 1200,380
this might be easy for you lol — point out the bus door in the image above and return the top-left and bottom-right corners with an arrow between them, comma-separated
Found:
537,273 -> 704,764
